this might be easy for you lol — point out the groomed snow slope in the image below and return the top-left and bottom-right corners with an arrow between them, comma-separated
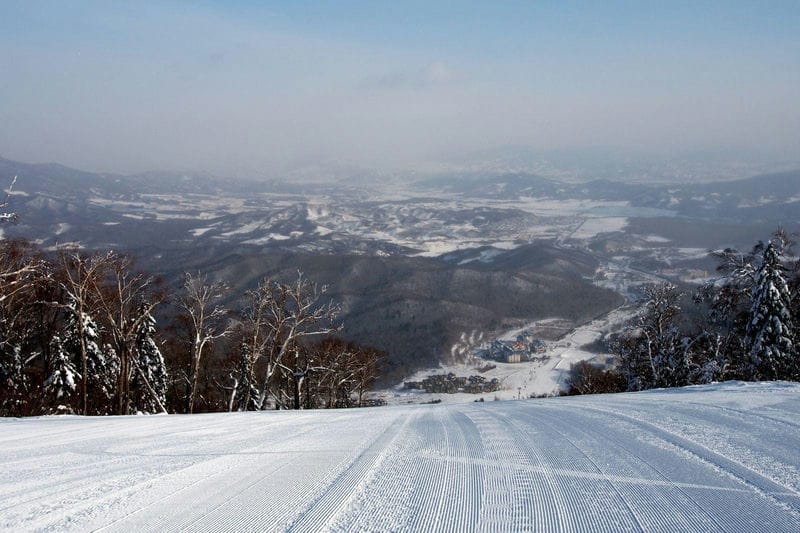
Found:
2,382 -> 799,532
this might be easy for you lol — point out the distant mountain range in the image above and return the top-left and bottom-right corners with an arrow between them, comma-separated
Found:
1,155 -> 797,380
418,169 -> 800,224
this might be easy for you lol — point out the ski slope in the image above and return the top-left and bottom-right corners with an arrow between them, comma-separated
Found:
1,382 -> 799,532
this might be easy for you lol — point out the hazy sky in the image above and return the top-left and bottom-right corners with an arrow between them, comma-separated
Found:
1,1 -> 798,176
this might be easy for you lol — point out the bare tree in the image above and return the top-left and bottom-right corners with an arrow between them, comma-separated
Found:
312,338 -> 357,408
614,283 -> 685,390
0,241 -> 44,306
0,240 -> 47,415
179,272 -> 230,414
257,271 -> 341,410
229,277 -> 275,411
93,254 -> 166,414
0,176 -> 38,310
352,345 -> 382,407
566,361 -> 625,395
310,338 -> 381,408
0,176 -> 19,223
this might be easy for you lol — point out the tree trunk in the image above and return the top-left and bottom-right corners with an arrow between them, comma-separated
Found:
293,374 -> 301,410
116,342 -> 129,415
131,358 -> 168,414
77,305 -> 88,416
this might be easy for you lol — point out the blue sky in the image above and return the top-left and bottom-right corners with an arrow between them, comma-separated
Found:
1,1 -> 798,175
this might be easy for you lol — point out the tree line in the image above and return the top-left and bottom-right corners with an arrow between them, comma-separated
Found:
0,241 -> 382,416
567,229 -> 799,395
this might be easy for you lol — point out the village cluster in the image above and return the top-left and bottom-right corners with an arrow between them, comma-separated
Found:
404,373 -> 501,394
477,332 -> 548,364
404,331 -> 550,395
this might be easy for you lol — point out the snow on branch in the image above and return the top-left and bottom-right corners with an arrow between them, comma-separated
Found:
0,176 -> 19,223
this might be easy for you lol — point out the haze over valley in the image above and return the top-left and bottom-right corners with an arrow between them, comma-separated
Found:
2,3 -> 800,531
2,154 -> 798,389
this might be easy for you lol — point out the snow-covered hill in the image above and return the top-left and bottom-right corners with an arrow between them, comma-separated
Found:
2,382 -> 799,532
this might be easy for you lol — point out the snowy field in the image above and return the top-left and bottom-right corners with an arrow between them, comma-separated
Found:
2,382 -> 799,532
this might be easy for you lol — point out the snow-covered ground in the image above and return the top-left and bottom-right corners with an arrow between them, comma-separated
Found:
2,382 -> 799,532
570,217 -> 629,240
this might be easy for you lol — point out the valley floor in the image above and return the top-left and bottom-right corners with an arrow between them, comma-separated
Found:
1,382 -> 799,532
383,306 -> 636,404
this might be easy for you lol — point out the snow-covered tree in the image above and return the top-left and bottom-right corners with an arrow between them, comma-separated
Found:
179,272 -> 231,414
688,332 -> 728,384
131,305 -> 168,413
696,230 -> 799,381
0,344 -> 27,415
63,300 -> 115,414
615,283 -> 688,390
0,176 -> 19,223
744,241 -> 795,380
231,342 -> 259,411
60,252 -> 115,415
233,279 -> 275,411
0,238 -> 47,416
92,255 -> 165,414
254,272 -> 341,410
43,335 -> 79,412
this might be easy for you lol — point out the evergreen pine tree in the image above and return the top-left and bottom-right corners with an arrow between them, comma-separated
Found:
63,302 -> 114,414
233,343 -> 259,411
745,241 -> 795,380
0,343 -> 27,415
44,335 -> 79,412
131,306 -> 168,413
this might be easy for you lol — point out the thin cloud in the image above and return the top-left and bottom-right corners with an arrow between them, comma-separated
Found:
360,62 -> 462,91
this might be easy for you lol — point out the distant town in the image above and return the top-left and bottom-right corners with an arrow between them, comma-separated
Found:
404,330 -> 551,394
479,332 -> 548,364
404,373 -> 501,394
